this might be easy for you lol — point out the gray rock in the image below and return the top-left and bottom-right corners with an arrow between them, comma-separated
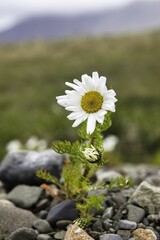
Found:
127,204 -> 145,223
39,210 -> 48,219
36,198 -> 50,211
33,219 -> 53,233
116,230 -> 131,240
0,149 -> 64,187
96,169 -> 122,183
102,207 -> 113,220
92,220 -> 104,232
129,180 -> 160,211
103,219 -> 113,231
99,233 -> 122,240
118,220 -> 137,230
88,230 -> 101,239
87,188 -> 108,198
37,234 -> 53,240
7,185 -> 43,208
0,181 -> 7,199
146,204 -> 156,215
47,199 -> 79,226
9,227 -> 37,240
121,164 -> 158,183
56,220 -> 72,229
54,230 -> 66,240
0,200 -> 37,239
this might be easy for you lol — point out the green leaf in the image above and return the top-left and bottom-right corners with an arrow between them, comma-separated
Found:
109,176 -> 134,189
77,121 -> 89,140
76,194 -> 104,219
52,140 -> 71,154
36,169 -> 62,188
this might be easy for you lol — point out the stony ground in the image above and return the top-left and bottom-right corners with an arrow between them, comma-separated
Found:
0,150 -> 160,240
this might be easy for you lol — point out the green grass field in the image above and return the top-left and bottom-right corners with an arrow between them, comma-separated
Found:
0,31 -> 160,163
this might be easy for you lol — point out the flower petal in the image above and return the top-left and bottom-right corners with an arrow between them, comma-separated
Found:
94,113 -> 105,124
72,114 -> 88,127
66,82 -> 85,95
87,114 -> 96,134
67,111 -> 87,120
65,106 -> 82,111
81,74 -> 95,91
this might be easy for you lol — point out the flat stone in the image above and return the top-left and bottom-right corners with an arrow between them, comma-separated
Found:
0,200 -> 37,239
127,204 -> 145,223
7,185 -> 43,208
118,220 -> 137,230
64,224 -> 94,240
132,228 -> 157,240
88,230 -> 101,239
56,220 -> 72,229
92,219 -> 104,232
117,230 -> 131,240
47,199 -> 79,226
129,180 -> 160,211
103,219 -> 113,231
102,207 -> 114,220
99,233 -> 122,240
37,234 -> 53,240
54,230 -> 66,240
33,219 -> 53,233
9,227 -> 37,240
0,149 -> 64,188
96,169 -> 122,183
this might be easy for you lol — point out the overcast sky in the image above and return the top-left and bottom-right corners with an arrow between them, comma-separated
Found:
0,0 -> 157,32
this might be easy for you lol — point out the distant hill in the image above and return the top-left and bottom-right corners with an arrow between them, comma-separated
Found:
0,0 -> 160,43
0,30 -> 160,162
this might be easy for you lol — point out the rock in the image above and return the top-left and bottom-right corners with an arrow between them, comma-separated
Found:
47,199 -> 79,226
0,200 -> 37,239
146,204 -> 156,215
96,169 -> 122,183
129,180 -> 160,211
87,188 -> 108,198
111,193 -> 127,208
64,224 -> 94,240
39,210 -> 48,219
36,198 -> 50,211
127,204 -> 145,223
56,220 -> 72,229
91,219 -> 104,232
132,228 -> 157,240
7,185 -> 43,208
103,219 -> 113,231
0,149 -> 64,188
118,220 -> 137,230
33,219 -> 53,233
116,230 -> 131,240
102,207 -> 114,220
54,230 -> 66,239
88,230 -> 101,239
120,164 -> 158,184
0,180 -> 7,199
9,227 -> 37,240
37,234 -> 53,240
99,233 -> 122,240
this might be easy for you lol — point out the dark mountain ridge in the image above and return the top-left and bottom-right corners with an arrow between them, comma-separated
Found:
0,0 -> 160,43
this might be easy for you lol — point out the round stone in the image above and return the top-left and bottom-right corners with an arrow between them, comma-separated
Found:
9,227 -> 37,240
33,219 -> 53,234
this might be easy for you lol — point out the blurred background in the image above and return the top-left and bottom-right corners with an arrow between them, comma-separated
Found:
0,0 -> 160,164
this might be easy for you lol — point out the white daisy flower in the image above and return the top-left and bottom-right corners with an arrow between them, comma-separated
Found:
56,72 -> 117,134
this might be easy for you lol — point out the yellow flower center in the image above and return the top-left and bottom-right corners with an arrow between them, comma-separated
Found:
81,91 -> 103,113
